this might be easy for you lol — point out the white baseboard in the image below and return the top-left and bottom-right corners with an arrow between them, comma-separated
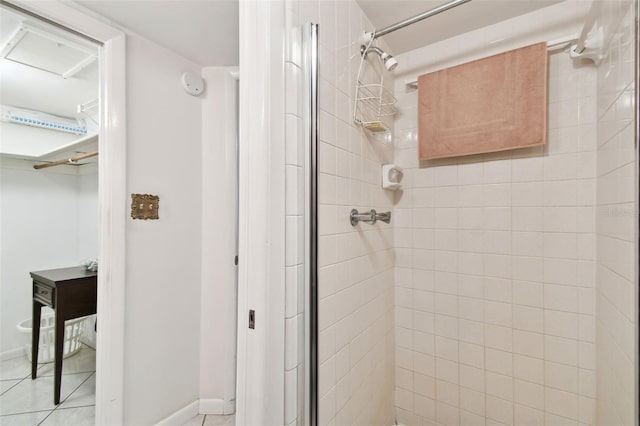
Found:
155,399 -> 234,425
199,398 -> 224,415
155,400 -> 199,426
1,347 -> 24,361
222,398 -> 235,415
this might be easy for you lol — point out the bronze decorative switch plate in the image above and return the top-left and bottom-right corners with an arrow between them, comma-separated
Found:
131,194 -> 159,220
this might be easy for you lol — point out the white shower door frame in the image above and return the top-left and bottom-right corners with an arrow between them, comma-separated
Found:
6,1 -> 127,424
235,0 -> 287,424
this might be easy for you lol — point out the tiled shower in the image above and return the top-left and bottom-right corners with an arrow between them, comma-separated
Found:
284,0 -> 637,425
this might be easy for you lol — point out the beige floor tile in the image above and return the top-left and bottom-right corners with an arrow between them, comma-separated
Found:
0,410 -> 50,426
204,414 -> 235,425
0,372 -> 91,416
0,358 -> 30,381
59,374 -> 95,409
0,380 -> 22,396
182,414 -> 205,426
36,347 -> 96,377
40,406 -> 95,426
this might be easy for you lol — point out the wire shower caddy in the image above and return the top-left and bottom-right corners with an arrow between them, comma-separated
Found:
353,46 -> 397,136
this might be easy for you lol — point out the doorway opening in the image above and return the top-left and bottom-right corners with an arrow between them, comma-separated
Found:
0,1 -> 126,424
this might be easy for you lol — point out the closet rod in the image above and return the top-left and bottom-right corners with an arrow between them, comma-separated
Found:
33,150 -> 98,170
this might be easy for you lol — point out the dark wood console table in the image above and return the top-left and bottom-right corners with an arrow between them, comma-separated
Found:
30,266 -> 97,404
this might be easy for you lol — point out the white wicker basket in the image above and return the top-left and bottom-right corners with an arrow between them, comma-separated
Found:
16,314 -> 88,363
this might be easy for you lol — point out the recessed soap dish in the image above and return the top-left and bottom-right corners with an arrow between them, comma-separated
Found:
382,164 -> 403,190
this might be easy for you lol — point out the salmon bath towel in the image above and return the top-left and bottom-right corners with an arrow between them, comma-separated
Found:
418,42 -> 547,160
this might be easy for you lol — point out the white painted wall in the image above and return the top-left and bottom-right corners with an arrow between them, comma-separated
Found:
78,166 -> 99,349
1,4 -> 239,423
199,66 -> 238,413
78,167 -> 99,261
122,35 -> 203,425
0,159 -> 98,355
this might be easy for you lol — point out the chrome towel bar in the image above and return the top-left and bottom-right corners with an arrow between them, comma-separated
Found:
350,209 -> 391,226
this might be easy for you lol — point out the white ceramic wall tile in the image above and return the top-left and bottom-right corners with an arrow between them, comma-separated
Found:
284,3 -> 313,424
285,368 -> 298,424
594,2 -> 638,426
514,354 -> 544,385
514,379 -> 545,410
460,387 -> 485,417
287,0 -> 398,424
284,1 -> 636,425
389,3 -> 611,424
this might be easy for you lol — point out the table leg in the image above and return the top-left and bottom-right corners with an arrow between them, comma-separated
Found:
31,301 -> 42,379
54,313 -> 65,405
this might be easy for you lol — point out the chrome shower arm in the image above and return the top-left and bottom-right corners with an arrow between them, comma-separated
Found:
360,45 -> 384,58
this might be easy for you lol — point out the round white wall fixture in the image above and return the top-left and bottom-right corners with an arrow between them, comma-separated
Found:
181,71 -> 204,96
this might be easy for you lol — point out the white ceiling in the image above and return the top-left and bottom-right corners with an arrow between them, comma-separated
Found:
0,7 -> 99,161
74,0 -> 239,66
65,0 -> 557,67
357,0 -> 565,54
0,0 -> 567,118
0,0 -> 566,162
0,9 -> 98,118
